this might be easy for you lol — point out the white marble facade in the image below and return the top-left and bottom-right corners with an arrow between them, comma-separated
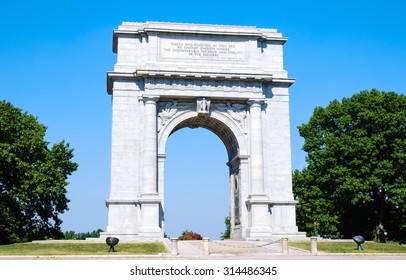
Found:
102,22 -> 304,240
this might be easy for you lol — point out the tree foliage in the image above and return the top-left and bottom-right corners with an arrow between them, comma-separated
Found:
0,100 -> 78,244
63,229 -> 103,240
220,216 -> 231,240
293,89 -> 406,243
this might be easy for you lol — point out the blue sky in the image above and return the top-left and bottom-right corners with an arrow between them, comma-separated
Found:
1,1 -> 405,239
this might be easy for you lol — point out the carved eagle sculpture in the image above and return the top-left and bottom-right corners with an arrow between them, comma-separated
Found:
158,102 -> 178,131
227,103 -> 247,122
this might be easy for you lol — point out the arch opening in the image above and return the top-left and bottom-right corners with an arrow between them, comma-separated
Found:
164,127 -> 229,239
160,113 -> 245,239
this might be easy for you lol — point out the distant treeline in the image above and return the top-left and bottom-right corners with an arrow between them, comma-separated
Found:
63,229 -> 103,240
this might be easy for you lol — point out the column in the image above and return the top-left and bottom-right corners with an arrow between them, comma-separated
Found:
143,96 -> 159,194
139,95 -> 162,239
246,99 -> 272,239
248,99 -> 265,194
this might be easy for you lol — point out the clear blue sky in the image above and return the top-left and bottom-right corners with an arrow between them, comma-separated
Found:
1,1 -> 405,239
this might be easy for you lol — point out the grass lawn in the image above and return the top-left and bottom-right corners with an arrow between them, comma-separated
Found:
289,241 -> 406,253
0,242 -> 168,256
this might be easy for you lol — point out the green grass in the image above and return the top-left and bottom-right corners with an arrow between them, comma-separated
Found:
0,242 -> 168,256
289,241 -> 406,253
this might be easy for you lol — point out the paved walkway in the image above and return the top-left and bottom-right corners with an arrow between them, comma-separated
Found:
175,240 -> 293,256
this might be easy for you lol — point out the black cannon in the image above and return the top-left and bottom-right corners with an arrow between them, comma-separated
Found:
106,237 -> 119,252
352,235 -> 365,251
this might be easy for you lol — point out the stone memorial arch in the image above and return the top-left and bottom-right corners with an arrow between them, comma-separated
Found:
103,22 -> 304,240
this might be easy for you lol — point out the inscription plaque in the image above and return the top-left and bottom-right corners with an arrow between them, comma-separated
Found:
159,36 -> 247,62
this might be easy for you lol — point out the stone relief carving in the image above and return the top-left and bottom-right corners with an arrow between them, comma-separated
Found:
212,102 -> 248,134
157,101 -> 194,132
197,98 -> 210,114
200,98 -> 208,112
157,100 -> 247,147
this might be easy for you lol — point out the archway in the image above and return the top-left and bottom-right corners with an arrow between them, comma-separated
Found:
158,108 -> 249,239
103,21 -> 304,241
164,127 -> 229,239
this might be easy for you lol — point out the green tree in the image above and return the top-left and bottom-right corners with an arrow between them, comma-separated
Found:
75,229 -> 103,240
220,216 -> 230,240
293,89 -> 406,243
63,230 -> 78,240
63,229 -> 103,240
0,100 -> 78,244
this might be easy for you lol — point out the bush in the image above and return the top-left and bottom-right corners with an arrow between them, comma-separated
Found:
178,230 -> 203,240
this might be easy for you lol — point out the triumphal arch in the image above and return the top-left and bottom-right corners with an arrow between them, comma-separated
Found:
104,22 -> 303,240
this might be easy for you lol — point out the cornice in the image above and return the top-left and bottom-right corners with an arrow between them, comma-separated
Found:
107,72 -> 136,94
107,70 -> 295,94
135,69 -> 273,81
113,21 -> 287,53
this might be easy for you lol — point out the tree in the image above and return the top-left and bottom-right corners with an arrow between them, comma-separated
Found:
63,229 -> 103,240
293,89 -> 406,243
0,100 -> 78,244
220,216 -> 230,240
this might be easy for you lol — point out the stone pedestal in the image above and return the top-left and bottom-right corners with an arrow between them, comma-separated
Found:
203,238 -> 210,255
138,194 -> 162,239
171,238 -> 179,256
311,237 -> 318,255
282,237 -> 289,254
246,195 -> 272,238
